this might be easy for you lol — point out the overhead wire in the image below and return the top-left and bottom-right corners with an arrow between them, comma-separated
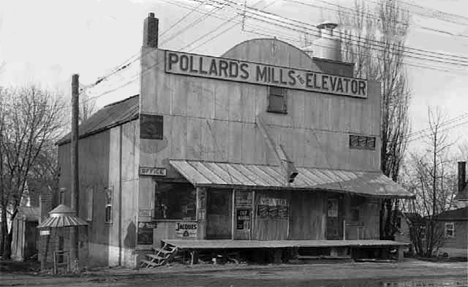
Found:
80,0 -> 221,99
241,0 -> 468,65
83,0 -> 468,102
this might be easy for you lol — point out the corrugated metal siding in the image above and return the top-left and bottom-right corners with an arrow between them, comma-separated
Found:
57,95 -> 139,145
170,160 -> 414,198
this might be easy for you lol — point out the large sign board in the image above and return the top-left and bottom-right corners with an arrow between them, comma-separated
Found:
165,50 -> 367,98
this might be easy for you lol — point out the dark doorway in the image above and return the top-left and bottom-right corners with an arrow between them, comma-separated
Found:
206,189 -> 232,239
326,195 -> 343,240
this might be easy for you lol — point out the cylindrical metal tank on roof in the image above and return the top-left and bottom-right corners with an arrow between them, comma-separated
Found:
302,21 -> 342,62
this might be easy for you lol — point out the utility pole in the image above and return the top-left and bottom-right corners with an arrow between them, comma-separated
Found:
71,74 -> 80,264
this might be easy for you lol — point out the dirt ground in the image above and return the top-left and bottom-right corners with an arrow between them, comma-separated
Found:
0,259 -> 467,287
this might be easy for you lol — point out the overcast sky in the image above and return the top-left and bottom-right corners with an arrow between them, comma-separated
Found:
1,0 -> 467,155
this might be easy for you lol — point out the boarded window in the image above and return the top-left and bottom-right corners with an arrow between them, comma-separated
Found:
349,135 -> 376,150
445,222 -> 454,238
140,114 -> 164,139
104,187 -> 113,224
154,183 -> 196,220
82,186 -> 94,221
351,208 -> 360,221
267,87 -> 287,114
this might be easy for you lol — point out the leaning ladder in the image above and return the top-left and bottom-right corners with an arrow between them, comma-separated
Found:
140,243 -> 178,268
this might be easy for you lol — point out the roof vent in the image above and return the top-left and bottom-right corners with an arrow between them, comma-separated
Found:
303,21 -> 342,62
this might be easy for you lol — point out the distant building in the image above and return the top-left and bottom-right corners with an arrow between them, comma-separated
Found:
434,207 -> 468,258
11,207 -> 40,261
53,13 -> 413,268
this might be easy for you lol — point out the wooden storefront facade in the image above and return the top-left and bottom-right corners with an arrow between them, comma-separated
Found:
55,13 -> 413,268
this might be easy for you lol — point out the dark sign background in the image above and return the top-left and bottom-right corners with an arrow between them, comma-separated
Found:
137,222 -> 155,245
236,209 -> 251,230
140,114 -> 163,140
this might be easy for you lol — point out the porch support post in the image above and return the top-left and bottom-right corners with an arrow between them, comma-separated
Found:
397,245 -> 404,261
196,187 -> 207,240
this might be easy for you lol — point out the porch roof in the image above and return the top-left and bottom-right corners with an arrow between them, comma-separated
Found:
169,160 -> 414,199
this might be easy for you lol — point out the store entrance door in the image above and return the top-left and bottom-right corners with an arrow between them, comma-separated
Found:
326,196 -> 343,240
206,189 -> 232,239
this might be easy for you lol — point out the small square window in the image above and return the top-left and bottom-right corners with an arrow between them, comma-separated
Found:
267,87 -> 287,114
445,222 -> 454,238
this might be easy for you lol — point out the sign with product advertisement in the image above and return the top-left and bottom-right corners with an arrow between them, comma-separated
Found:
236,209 -> 251,230
257,196 -> 289,219
175,222 -> 198,238
137,221 -> 156,245
165,50 -> 368,98
235,191 -> 253,207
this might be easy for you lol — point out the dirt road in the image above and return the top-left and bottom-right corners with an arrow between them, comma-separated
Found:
1,259 -> 467,286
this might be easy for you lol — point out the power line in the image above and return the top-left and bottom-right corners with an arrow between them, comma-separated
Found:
407,120 -> 468,144
159,1 -> 206,38
84,0 -> 468,102
408,112 -> 468,139
81,1 -> 223,98
262,0 -> 468,63
237,5 -> 468,67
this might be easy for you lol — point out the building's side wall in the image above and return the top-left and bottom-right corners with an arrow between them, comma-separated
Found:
438,221 -> 468,257
58,120 -> 139,267
140,42 -> 381,176
138,39 -> 382,244
288,191 -> 326,240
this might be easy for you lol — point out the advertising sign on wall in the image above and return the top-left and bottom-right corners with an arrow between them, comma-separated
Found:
175,222 -> 198,238
137,222 -> 156,245
257,196 -> 289,219
165,50 -> 368,98
235,191 -> 253,207
236,209 -> 251,230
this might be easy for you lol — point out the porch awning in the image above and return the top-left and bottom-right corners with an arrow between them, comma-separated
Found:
169,160 -> 414,199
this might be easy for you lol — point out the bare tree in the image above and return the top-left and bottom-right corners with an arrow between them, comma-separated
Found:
337,0 -> 412,239
402,107 -> 457,256
0,86 -> 66,258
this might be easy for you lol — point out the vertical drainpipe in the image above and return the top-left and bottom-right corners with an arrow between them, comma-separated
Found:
118,126 -> 123,265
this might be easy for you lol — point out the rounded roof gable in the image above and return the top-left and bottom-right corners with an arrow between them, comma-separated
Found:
222,38 -> 319,71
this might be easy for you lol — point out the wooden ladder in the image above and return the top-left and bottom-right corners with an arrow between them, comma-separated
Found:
140,243 -> 178,268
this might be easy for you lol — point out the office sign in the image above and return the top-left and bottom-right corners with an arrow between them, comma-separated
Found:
139,166 -> 167,177
165,50 -> 367,98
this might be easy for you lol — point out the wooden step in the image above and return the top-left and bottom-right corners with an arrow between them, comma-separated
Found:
153,248 -> 173,254
147,254 -> 165,261
140,259 -> 159,267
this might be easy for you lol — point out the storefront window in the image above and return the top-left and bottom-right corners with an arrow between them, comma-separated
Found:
154,182 -> 196,220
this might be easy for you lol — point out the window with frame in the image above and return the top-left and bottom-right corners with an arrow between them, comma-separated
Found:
445,222 -> 455,238
104,187 -> 113,224
154,183 -> 196,220
349,135 -> 376,150
267,86 -> 287,114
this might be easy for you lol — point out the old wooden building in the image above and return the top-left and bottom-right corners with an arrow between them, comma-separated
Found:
56,13 -> 413,267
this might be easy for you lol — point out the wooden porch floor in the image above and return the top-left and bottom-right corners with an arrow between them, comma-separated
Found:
162,239 -> 408,250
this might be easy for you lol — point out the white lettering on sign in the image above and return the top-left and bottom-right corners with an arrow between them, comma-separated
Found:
139,166 -> 167,177
40,229 -> 50,236
165,50 -> 368,98
175,222 -> 198,238
259,197 -> 288,206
